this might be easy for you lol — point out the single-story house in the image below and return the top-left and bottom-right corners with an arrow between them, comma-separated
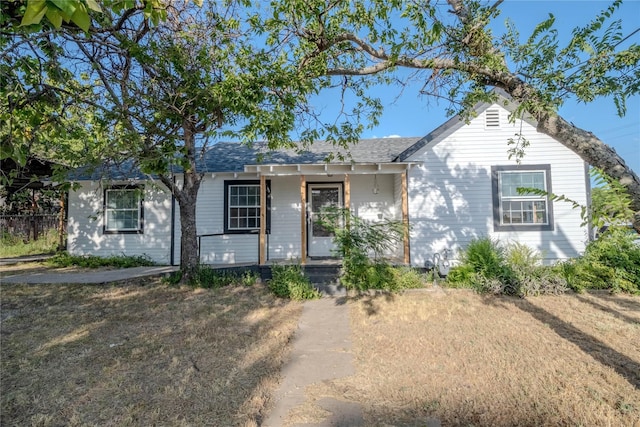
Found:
67,94 -> 590,267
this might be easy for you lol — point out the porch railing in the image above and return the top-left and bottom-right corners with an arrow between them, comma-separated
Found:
197,230 -> 260,263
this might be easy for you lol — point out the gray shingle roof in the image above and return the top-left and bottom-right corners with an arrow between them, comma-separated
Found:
66,89 -> 519,180
203,137 -> 420,172
71,137 -> 421,179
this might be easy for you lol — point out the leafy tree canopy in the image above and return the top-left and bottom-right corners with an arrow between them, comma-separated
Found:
262,0 -> 640,229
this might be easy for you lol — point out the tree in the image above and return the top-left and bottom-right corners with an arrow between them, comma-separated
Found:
590,169 -> 635,231
266,0 -> 640,231
2,1 -> 363,282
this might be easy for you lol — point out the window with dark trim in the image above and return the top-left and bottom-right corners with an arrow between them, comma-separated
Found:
491,165 -> 554,231
223,180 -> 270,234
104,185 -> 144,234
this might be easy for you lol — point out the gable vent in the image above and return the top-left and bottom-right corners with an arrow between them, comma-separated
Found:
485,109 -> 500,128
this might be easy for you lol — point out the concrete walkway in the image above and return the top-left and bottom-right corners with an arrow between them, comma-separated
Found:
263,297 -> 364,427
0,265 -> 179,284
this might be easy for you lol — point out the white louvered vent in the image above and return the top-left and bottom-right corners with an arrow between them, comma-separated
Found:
485,109 -> 500,128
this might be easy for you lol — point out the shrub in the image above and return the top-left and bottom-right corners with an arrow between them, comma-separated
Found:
166,268 -> 259,288
569,228 -> 640,294
505,242 -> 542,271
183,267 -> 259,289
317,207 -> 416,292
445,265 -> 475,288
391,266 -> 429,290
462,237 -> 505,279
268,264 -> 320,300
49,252 -> 155,268
447,239 -> 567,296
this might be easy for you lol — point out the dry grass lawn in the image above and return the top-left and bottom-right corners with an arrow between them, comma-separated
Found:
301,289 -> 640,426
1,278 -> 302,426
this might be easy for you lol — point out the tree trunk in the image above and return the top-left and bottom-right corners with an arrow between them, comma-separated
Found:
177,180 -> 199,284
175,118 -> 202,284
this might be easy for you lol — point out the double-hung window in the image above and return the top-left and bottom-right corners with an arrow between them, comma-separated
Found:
491,165 -> 553,231
104,186 -> 143,233
224,180 -> 270,233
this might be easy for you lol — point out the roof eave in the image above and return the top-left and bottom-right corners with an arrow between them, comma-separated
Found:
244,161 -> 421,176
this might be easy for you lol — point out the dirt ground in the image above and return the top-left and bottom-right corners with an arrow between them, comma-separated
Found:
2,267 -> 639,426
1,278 -> 302,426
297,289 -> 640,426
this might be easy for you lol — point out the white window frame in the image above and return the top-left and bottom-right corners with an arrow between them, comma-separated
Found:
491,165 -> 554,232
104,187 -> 143,233
498,170 -> 549,226
226,183 -> 261,232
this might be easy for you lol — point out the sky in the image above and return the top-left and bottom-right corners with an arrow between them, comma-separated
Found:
314,0 -> 640,174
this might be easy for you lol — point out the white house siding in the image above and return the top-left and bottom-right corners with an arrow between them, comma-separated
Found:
407,104 -> 588,266
267,176 -> 302,261
173,172 -> 403,264
67,180 -> 172,264
349,174 -> 396,221
173,173 -> 260,265
349,174 -> 402,258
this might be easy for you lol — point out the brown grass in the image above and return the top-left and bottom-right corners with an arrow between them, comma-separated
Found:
1,279 -> 302,426
301,289 -> 640,426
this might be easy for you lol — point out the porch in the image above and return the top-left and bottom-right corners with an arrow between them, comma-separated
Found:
194,161 -> 416,268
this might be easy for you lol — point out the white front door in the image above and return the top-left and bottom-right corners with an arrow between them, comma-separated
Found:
308,183 -> 343,257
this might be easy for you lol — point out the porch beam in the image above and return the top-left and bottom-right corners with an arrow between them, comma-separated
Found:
401,171 -> 410,265
244,162 -> 421,176
259,174 -> 266,265
300,175 -> 307,265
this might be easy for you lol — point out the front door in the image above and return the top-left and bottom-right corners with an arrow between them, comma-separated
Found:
308,183 -> 343,257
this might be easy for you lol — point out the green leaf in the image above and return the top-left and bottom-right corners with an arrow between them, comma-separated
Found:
45,8 -> 64,28
50,0 -> 77,17
84,0 -> 102,13
193,0 -> 204,6
20,0 -> 48,27
70,5 -> 91,32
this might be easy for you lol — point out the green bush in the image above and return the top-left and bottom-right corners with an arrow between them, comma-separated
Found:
317,207 -> 419,292
505,242 -> 542,271
49,252 -> 155,268
268,264 -> 321,300
447,238 -> 567,296
444,265 -> 475,288
568,228 -> 640,294
191,267 -> 259,289
462,237 -> 506,279
391,266 -> 429,290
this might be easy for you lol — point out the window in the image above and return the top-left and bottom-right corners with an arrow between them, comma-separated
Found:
224,180 -> 270,233
104,186 -> 143,233
491,165 -> 554,231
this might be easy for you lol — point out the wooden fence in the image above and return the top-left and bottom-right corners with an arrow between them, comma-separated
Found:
0,214 -> 61,242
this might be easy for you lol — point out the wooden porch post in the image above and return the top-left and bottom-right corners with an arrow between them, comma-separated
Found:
259,175 -> 266,265
300,175 -> 307,264
344,175 -> 350,210
401,171 -> 410,265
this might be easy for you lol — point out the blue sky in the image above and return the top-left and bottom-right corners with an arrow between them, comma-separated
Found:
316,0 -> 640,174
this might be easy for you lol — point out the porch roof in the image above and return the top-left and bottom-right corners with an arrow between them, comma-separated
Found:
244,161 -> 420,176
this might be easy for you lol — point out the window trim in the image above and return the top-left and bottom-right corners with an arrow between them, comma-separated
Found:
491,164 -> 554,232
103,185 -> 144,234
223,180 -> 271,234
